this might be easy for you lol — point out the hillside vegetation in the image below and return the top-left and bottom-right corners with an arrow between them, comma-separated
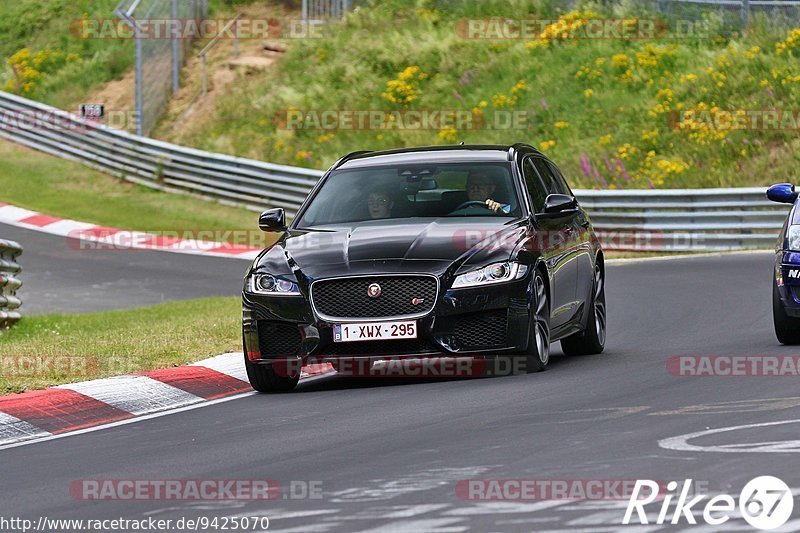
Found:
0,0 -> 250,109
161,0 -> 800,189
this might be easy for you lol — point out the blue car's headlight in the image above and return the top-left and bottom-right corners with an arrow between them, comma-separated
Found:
452,261 -> 528,288
789,225 -> 800,252
248,274 -> 301,295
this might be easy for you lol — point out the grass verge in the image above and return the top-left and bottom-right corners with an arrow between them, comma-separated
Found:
0,296 -> 241,394
0,140 -> 258,233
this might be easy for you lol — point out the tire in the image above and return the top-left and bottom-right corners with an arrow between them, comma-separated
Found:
773,283 -> 800,345
561,263 -> 606,356
520,270 -> 550,373
244,353 -> 300,393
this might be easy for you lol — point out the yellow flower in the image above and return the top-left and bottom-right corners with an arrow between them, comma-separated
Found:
611,54 -> 629,69
598,134 -> 613,146
554,121 -> 569,129
539,140 -> 556,151
583,88 -> 594,98
641,130 -> 659,142
438,127 -> 457,143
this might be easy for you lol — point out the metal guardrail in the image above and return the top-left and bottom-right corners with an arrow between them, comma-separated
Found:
0,90 -> 790,252
0,240 -> 22,331
0,91 -> 321,218
581,187 -> 789,251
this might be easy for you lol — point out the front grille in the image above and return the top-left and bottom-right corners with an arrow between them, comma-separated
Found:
311,276 -> 437,319
453,310 -> 508,348
257,321 -> 302,356
318,339 -> 442,356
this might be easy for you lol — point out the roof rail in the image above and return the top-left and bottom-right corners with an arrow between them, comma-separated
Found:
331,150 -> 374,170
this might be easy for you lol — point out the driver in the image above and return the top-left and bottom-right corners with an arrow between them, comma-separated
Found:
464,170 -> 508,213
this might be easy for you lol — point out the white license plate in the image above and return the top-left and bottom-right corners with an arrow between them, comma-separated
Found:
333,321 -> 417,342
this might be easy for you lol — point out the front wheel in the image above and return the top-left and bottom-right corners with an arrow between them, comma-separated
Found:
244,354 -> 300,392
561,263 -> 606,356
519,271 -> 550,373
773,283 -> 800,345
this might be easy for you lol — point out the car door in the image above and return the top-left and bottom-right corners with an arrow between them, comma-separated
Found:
545,158 -> 595,309
522,156 -> 576,329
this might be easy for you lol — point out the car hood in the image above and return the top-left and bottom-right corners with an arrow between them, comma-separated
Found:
254,218 -> 527,280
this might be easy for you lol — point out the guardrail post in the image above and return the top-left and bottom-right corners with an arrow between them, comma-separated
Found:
0,240 -> 23,332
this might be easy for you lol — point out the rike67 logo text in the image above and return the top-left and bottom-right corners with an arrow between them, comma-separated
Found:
623,476 -> 793,530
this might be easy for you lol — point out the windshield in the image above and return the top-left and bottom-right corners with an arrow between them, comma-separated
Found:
295,162 -> 521,227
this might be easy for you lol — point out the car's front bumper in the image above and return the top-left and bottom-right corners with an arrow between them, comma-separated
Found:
242,273 -> 533,365
776,254 -> 800,317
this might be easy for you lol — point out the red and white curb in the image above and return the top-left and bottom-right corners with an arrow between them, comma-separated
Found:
0,353 -> 334,449
0,203 -> 261,260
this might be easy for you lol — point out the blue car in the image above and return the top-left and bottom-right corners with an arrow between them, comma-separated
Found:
767,183 -> 800,344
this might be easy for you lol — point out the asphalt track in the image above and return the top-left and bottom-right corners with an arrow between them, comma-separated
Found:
0,222 -> 247,314
3,242 -> 800,531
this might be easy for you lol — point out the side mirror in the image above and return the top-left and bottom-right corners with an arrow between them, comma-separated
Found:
259,208 -> 286,232
537,194 -> 579,219
767,183 -> 798,204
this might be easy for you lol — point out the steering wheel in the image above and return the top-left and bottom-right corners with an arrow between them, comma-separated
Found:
454,200 -> 492,211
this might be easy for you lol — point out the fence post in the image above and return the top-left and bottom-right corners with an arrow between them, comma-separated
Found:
234,19 -> 239,59
201,53 -> 208,96
742,0 -> 750,28
134,25 -> 144,136
302,0 -> 308,22
172,0 -> 180,93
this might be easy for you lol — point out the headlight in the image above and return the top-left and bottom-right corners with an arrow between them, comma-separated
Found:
789,225 -> 800,252
452,261 -> 528,288
249,274 -> 301,295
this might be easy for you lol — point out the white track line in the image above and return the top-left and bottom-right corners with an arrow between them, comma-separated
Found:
659,418 -> 800,453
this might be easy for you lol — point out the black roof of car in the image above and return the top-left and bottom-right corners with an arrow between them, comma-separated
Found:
335,144 -> 540,170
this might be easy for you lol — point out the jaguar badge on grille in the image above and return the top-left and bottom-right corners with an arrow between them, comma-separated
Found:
367,283 -> 382,298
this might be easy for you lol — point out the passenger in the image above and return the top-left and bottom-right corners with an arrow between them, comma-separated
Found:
367,189 -> 394,219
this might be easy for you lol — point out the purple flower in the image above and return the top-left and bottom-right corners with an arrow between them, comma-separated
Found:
743,138 -> 749,144
725,137 -> 732,144
754,139 -> 761,145
616,158 -> 631,181
604,155 -> 614,174
580,154 -> 591,176
592,165 -> 607,188
540,99 -> 549,110
766,87 -> 774,98
453,89 -> 462,101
